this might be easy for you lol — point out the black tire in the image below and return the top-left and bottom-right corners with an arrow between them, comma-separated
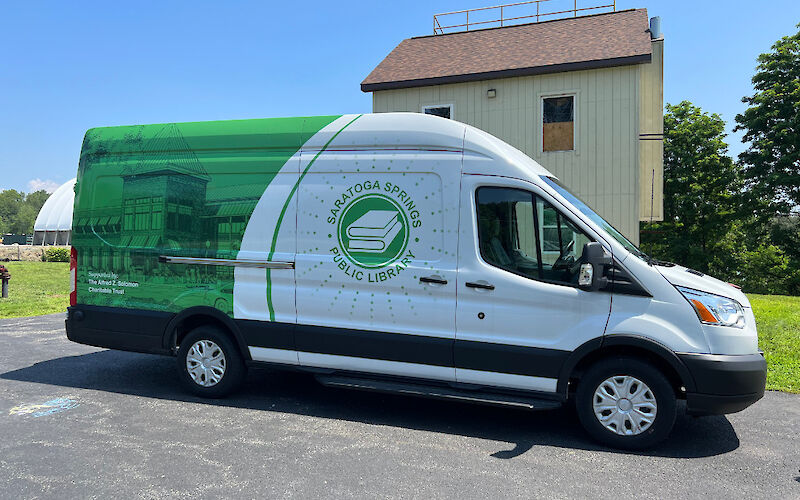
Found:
575,357 -> 677,450
176,325 -> 246,398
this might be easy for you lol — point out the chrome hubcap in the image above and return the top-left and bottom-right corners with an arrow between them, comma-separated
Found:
186,340 -> 226,387
592,375 -> 657,436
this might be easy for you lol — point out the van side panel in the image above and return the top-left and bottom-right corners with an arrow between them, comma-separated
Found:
293,146 -> 462,380
295,154 -> 459,335
72,116 -> 340,318
232,171 -> 299,323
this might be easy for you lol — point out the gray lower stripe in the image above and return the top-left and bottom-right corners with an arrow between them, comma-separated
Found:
248,349 -> 557,392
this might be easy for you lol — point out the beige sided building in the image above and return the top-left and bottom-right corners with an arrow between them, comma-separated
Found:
362,7 -> 664,243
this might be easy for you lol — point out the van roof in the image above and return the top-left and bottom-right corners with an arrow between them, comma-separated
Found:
79,115 -> 342,160
336,113 -> 555,180
80,113 -> 554,181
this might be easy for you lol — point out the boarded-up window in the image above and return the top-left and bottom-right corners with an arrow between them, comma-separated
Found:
422,105 -> 452,119
543,96 -> 574,152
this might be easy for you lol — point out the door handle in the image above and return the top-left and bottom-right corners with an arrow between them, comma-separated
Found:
465,281 -> 495,290
419,275 -> 448,285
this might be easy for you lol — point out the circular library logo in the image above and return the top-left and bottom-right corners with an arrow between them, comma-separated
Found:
337,193 -> 409,270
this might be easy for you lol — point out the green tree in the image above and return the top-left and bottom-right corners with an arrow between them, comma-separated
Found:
25,190 -> 50,214
768,215 -> 800,264
641,101 -> 744,274
0,189 -> 25,234
17,190 -> 50,234
9,203 -> 38,234
738,243 -> 794,295
0,189 -> 52,235
734,24 -> 800,215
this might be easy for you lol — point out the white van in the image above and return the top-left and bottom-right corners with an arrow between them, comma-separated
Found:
67,113 -> 766,449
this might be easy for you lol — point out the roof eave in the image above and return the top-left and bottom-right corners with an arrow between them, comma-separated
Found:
361,53 -> 651,93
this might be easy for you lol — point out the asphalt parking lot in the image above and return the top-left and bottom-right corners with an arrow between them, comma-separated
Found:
1,314 -> 798,499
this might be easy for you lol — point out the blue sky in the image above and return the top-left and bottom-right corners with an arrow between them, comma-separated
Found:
1,0 -> 798,193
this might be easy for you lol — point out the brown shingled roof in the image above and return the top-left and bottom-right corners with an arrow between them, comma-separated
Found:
362,9 -> 653,92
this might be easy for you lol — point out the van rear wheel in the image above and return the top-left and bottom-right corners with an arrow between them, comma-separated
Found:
576,357 -> 676,449
177,326 -> 246,398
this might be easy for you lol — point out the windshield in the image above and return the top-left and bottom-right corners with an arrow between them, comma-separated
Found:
541,176 -> 646,260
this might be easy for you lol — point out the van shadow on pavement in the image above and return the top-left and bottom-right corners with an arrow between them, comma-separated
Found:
1,349 -> 740,459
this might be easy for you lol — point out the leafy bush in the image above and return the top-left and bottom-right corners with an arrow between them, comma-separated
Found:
739,244 -> 800,295
43,247 -> 70,262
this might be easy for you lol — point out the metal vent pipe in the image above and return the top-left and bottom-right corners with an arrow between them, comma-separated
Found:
649,16 -> 662,39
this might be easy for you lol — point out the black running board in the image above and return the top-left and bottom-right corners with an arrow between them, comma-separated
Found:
316,374 -> 562,411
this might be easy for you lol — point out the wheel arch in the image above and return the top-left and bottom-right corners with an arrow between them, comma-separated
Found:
162,306 -> 251,361
558,335 -> 696,398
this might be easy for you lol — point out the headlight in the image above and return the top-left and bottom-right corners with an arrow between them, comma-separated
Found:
676,286 -> 746,328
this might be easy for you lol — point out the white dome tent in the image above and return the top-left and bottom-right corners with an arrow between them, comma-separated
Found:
33,178 -> 76,245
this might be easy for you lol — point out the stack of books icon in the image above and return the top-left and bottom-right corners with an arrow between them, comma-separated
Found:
346,210 -> 402,253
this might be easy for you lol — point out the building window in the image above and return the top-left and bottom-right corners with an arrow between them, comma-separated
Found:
123,204 -> 135,231
134,201 -> 150,231
422,104 -> 453,119
542,95 -> 575,152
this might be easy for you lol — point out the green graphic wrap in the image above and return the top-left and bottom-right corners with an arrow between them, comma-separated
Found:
264,114 -> 361,321
73,115 -> 341,316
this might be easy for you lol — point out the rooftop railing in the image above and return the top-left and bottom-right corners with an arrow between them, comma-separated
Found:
433,0 -> 616,35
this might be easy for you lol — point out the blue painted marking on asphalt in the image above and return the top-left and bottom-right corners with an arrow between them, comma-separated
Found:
32,398 -> 80,417
9,398 -> 80,417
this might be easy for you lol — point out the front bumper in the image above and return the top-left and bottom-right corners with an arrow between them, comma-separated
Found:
678,352 -> 767,415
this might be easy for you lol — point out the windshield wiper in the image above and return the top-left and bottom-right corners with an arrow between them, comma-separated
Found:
643,252 -> 675,267
633,249 -> 653,264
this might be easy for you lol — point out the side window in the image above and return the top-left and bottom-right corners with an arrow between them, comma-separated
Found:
542,95 -> 575,152
476,188 -> 539,280
476,187 -> 592,286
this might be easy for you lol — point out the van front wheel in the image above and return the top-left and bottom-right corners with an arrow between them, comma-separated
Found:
177,326 -> 246,398
576,357 -> 676,449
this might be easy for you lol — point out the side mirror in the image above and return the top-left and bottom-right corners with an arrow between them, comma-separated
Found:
578,242 -> 612,291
